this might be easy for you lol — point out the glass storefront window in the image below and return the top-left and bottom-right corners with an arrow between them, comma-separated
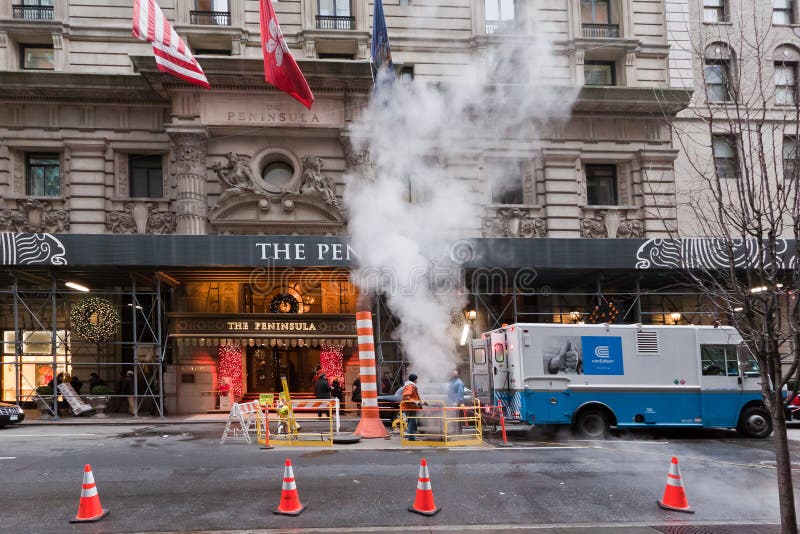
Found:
2,330 -> 70,401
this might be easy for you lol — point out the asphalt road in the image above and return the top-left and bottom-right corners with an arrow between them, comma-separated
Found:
0,421 -> 796,533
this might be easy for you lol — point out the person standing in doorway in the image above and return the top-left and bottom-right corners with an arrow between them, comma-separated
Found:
315,372 -> 331,417
401,374 -> 424,441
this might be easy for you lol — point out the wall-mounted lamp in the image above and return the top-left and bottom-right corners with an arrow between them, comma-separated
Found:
465,309 -> 477,321
670,312 -> 682,324
65,281 -> 90,292
569,311 -> 581,322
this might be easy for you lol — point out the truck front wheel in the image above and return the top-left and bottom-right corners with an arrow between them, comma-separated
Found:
737,406 -> 772,438
574,409 -> 609,439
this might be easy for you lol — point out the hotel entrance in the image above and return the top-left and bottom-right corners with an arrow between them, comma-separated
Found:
246,342 -> 322,394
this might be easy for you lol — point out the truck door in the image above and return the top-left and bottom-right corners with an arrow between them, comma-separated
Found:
490,332 -> 511,417
469,339 -> 491,407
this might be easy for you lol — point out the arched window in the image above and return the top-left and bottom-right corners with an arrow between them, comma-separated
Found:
773,45 -> 800,106
704,43 -> 735,103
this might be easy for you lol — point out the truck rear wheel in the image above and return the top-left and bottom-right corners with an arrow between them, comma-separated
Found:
574,409 -> 609,439
737,406 -> 772,438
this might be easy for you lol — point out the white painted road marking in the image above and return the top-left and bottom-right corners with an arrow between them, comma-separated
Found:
0,433 -> 98,438
0,456 -> 16,460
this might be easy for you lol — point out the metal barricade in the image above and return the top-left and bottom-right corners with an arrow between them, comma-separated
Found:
399,399 -> 482,447
269,398 -> 335,447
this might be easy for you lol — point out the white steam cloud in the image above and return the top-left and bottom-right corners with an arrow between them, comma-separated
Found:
345,18 -> 578,382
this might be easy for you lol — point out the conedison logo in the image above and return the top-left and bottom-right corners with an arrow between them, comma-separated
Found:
594,346 -> 610,358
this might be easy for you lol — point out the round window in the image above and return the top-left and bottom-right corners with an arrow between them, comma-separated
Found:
262,161 -> 294,188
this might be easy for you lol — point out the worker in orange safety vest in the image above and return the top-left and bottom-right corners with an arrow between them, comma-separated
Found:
401,373 -> 425,441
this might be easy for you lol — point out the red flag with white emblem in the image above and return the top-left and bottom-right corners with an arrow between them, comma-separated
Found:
259,0 -> 314,109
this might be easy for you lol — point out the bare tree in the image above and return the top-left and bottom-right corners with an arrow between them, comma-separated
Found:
657,4 -> 800,532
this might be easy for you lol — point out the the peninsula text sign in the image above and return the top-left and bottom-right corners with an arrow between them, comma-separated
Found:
202,95 -> 345,128
170,314 -> 357,337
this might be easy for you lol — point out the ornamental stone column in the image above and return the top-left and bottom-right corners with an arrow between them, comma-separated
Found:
169,128 -> 209,235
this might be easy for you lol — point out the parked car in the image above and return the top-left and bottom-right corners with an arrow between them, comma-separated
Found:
377,383 -> 473,423
0,402 -> 25,428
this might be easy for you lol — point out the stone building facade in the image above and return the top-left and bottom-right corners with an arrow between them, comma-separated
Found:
0,1 -> 706,413
0,0 -> 687,239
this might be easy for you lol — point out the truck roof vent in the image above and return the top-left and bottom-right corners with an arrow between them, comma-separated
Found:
636,331 -> 659,355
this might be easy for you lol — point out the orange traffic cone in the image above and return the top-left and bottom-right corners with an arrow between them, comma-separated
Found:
70,464 -> 109,523
657,456 -> 694,514
408,458 -> 441,516
274,458 -> 305,516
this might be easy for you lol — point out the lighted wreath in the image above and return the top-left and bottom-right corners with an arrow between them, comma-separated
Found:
588,300 -> 620,324
269,293 -> 300,314
70,297 -> 121,343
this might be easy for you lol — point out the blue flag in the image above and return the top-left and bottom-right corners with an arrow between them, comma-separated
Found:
371,0 -> 393,83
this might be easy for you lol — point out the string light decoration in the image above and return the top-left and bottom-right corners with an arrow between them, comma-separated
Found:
269,293 -> 300,314
319,344 -> 344,382
70,297 -> 121,343
218,344 -> 243,398
588,300 -> 620,324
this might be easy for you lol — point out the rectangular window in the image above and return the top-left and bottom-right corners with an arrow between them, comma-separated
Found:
585,164 -> 618,205
704,60 -> 731,102
26,153 -> 60,196
191,0 -> 230,25
774,0 -> 794,25
20,45 -> 54,70
584,62 -> 616,86
15,0 -> 54,20
195,0 -> 229,10
784,136 -> 799,181
704,0 -> 727,23
580,0 -> 610,24
490,160 -> 525,205
775,63 -> 797,105
485,0 -> 516,21
129,155 -> 164,198
700,344 -> 757,376
712,135 -> 738,179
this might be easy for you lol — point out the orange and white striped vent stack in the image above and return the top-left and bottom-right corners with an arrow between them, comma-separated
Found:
354,311 -> 389,438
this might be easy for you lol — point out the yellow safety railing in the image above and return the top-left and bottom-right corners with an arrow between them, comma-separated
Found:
268,399 -> 335,447
399,399 -> 482,447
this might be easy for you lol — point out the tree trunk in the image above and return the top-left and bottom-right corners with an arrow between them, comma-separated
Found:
771,396 -> 798,534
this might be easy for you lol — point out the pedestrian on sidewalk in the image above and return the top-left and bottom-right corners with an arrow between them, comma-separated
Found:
315,372 -> 331,417
121,370 -> 135,415
448,369 -> 466,433
351,377 -> 362,410
401,373 -> 424,441
331,379 -> 344,407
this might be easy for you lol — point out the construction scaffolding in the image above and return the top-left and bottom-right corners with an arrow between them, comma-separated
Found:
0,270 -> 167,418
372,270 -> 713,385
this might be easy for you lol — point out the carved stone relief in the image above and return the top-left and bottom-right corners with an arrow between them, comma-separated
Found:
300,156 -> 344,213
616,219 -> 644,238
483,208 -> 546,238
344,148 -> 375,182
580,215 -> 608,239
208,151 -> 345,219
105,203 -> 138,234
145,203 -> 177,234
0,199 -> 69,233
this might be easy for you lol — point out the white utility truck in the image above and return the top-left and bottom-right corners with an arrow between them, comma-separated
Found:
469,323 -> 771,438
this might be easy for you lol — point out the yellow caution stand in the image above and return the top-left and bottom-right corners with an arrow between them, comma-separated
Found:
256,393 -> 274,449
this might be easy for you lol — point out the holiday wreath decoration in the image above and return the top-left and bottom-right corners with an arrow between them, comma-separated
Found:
588,300 -> 621,324
269,293 -> 300,314
70,297 -> 121,343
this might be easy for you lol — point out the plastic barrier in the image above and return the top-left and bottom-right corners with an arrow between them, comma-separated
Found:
399,399 -> 482,447
220,401 -> 265,445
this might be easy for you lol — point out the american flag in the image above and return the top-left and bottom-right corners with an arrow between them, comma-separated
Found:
132,0 -> 210,89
